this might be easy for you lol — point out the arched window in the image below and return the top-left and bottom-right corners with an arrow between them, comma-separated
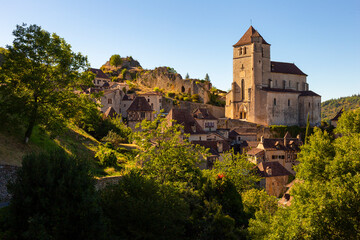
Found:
274,98 -> 277,106
181,86 -> 185,93
241,79 -> 245,100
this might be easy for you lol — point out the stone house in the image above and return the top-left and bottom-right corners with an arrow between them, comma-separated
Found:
120,94 -> 135,118
127,96 -> 154,130
139,91 -> 163,116
247,132 -> 301,174
256,161 -> 292,197
99,89 -> 123,115
89,68 -> 110,87
225,26 -> 321,126
193,108 -> 218,132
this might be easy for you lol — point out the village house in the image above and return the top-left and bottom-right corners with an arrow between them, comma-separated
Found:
127,96 -> 154,130
193,108 -> 218,132
247,132 -> 301,174
120,94 -> 135,118
256,161 -> 292,197
99,89 -> 123,115
139,91 -> 163,117
89,68 -> 110,87
191,140 -> 231,169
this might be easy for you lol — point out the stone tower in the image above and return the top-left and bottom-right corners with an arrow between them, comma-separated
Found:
226,26 -> 321,126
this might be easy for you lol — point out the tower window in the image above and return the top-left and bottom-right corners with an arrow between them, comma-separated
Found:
108,99 -> 112,104
288,99 -> 290,106
241,79 -> 245,101
239,48 -> 242,55
283,80 -> 286,89
243,47 -> 246,54
274,98 -> 277,106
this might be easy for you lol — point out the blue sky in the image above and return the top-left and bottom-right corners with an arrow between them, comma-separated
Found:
0,0 -> 359,101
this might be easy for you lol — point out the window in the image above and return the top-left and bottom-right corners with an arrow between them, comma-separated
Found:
274,98 -> 277,106
205,122 -> 215,128
272,155 -> 277,159
108,99 -> 112,104
289,80 -> 291,87
296,82 -> 299,91
248,88 -> 251,100
199,136 -> 202,140
283,80 -> 286,89
97,80 -> 100,84
124,104 -> 126,107
243,47 -> 246,54
309,102 -> 311,107
288,99 -> 290,106
147,99 -> 150,102
151,103 -> 153,109
159,99 -> 161,103
239,48 -> 242,55
140,112 -> 146,118
241,79 -> 245,100
268,79 -> 272,88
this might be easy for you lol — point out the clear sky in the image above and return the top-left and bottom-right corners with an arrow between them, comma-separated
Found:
0,0 -> 359,101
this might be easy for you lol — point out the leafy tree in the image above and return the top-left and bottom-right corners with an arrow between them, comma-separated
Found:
109,54 -> 122,67
185,73 -> 189,79
100,170 -> 189,239
248,112 -> 360,239
7,150 -> 106,239
0,24 -> 93,143
205,73 -> 210,82
335,108 -> 360,136
132,114 -> 208,186
207,150 -> 260,192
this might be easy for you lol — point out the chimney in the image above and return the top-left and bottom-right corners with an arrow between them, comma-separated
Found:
266,166 -> 272,176
217,141 -> 223,153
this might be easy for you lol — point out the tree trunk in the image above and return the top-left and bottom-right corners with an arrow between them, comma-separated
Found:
24,101 -> 38,144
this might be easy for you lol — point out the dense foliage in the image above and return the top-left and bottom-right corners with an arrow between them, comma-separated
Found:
0,24 -> 94,143
248,109 -> 360,239
4,150 -> 106,240
109,54 -> 122,67
321,94 -> 360,120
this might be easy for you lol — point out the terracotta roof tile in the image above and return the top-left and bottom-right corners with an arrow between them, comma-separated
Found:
127,97 -> 153,112
233,26 -> 269,47
247,148 -> 264,155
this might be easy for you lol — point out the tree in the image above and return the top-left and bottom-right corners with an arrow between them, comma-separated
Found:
205,73 -> 210,82
0,24 -> 93,143
132,113 -> 208,186
109,54 -> 122,67
7,150 -> 106,239
185,73 -> 189,79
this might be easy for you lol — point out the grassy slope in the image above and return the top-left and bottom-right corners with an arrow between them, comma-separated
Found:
321,94 -> 360,120
0,123 -> 136,177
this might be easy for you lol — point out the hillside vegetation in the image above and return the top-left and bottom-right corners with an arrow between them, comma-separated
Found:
321,94 -> 360,120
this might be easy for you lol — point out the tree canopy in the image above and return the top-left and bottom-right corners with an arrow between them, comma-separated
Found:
109,54 -> 122,67
0,24 -> 94,143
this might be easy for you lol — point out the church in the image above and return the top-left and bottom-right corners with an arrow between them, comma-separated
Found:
225,26 -> 321,126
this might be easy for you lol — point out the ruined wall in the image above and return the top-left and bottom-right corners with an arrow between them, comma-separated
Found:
136,67 -> 211,104
162,97 -> 225,118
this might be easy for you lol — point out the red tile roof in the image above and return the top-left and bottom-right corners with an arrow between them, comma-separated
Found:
127,96 -> 153,112
247,148 -> 264,155
89,68 -> 110,80
271,61 -> 307,76
233,26 -> 269,47
166,108 -> 205,134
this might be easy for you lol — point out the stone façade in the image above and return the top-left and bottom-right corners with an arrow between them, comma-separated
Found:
225,26 -> 321,126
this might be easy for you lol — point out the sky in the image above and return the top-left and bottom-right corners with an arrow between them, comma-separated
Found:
0,0 -> 359,101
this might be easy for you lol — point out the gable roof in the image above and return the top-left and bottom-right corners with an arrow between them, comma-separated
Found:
193,108 -> 217,120
271,61 -> 307,76
233,26 -> 269,47
260,138 -> 301,151
247,148 -> 265,156
127,96 -> 153,112
104,107 -> 118,118
166,108 -> 205,134
257,162 -> 292,177
122,94 -> 135,101
89,68 -> 110,79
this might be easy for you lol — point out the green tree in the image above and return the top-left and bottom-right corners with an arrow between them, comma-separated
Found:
185,73 -> 189,79
248,112 -> 360,239
109,54 -> 122,67
335,108 -> 360,136
205,73 -> 210,82
0,24 -> 93,143
7,150 -> 106,239
100,170 -> 189,239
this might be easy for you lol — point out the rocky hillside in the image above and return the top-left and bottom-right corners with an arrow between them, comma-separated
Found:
100,56 -> 223,105
321,94 -> 360,120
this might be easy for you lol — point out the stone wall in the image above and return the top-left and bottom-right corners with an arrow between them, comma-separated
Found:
135,67 -> 211,104
0,165 -> 19,202
162,97 -> 225,118
95,176 -> 123,191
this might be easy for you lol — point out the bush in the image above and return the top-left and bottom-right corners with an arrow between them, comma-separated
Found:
191,94 -> 200,102
110,54 -> 122,67
154,87 -> 160,92
183,96 -> 191,101
167,92 -> 176,98
95,144 -> 119,167
7,150 -> 106,239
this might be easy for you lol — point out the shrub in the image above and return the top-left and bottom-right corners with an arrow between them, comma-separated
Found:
110,54 -> 122,67
191,94 -> 200,102
183,96 -> 191,101
95,144 -> 118,167
167,92 -> 176,98
7,150 -> 106,239
154,87 -> 160,92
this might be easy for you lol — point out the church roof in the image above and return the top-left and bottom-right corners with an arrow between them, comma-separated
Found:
261,87 -> 321,97
271,61 -> 307,76
233,26 -> 269,47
